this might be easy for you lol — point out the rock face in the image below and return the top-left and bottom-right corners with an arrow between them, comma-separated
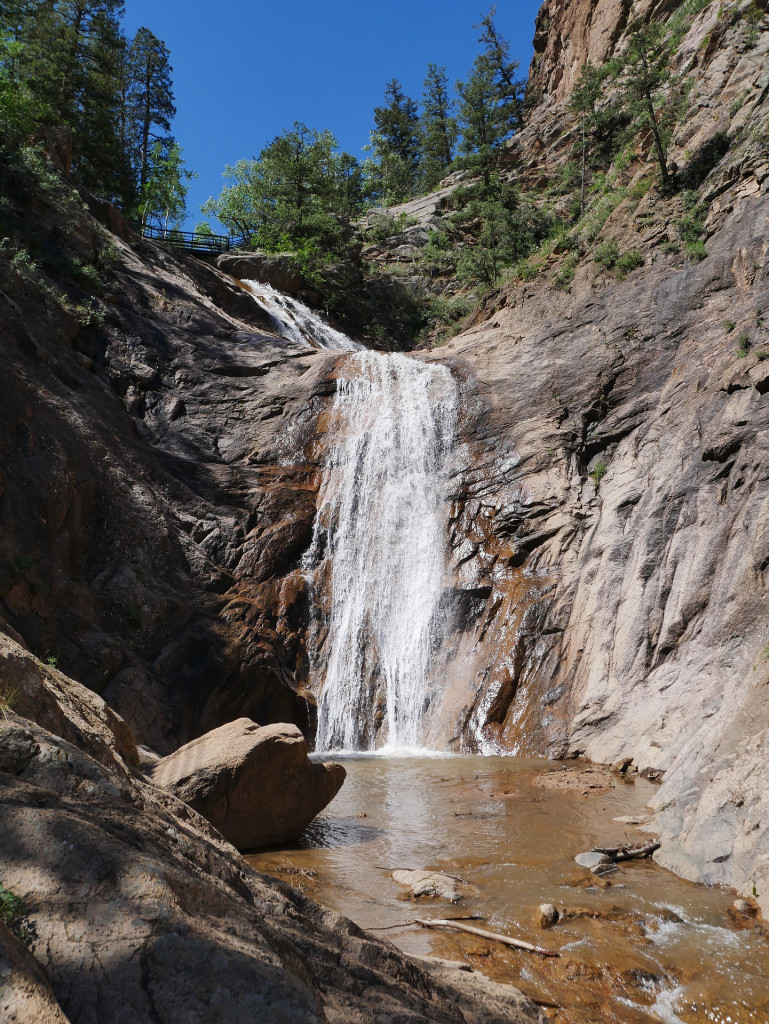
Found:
152,718 -> 345,849
0,647 -> 543,1024
420,0 -> 769,911
0,156 -> 336,754
217,252 -> 305,294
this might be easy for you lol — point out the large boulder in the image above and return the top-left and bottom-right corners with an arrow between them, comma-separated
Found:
151,718 -> 345,849
217,252 -> 304,294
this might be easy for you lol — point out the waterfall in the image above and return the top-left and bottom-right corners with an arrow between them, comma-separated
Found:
307,350 -> 458,753
242,279 -> 359,351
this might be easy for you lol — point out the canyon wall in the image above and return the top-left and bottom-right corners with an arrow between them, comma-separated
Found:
432,0 -> 769,908
1,0 -> 767,914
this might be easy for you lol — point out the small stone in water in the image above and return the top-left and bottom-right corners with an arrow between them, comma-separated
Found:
391,869 -> 461,903
538,903 -> 560,928
575,851 -> 614,874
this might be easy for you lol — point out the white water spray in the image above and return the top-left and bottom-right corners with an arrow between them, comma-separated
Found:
307,350 -> 458,753
242,279 -> 359,351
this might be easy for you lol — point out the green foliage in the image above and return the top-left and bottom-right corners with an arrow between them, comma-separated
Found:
451,175 -> 554,286
554,250 -> 580,291
592,239 -> 642,278
0,883 -> 32,946
593,238 -> 619,269
204,122 -> 363,256
589,460 -> 608,489
127,27 -> 176,193
138,141 -> 195,232
420,64 -> 457,190
736,333 -> 751,358
615,248 -> 643,278
685,239 -> 707,262
474,6 -> 524,133
74,298 -> 105,328
371,79 -> 421,201
724,320 -> 736,333
0,4 -> 179,209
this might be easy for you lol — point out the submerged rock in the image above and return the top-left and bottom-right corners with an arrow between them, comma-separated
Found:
392,869 -> 462,903
575,851 -> 615,875
152,718 -> 345,850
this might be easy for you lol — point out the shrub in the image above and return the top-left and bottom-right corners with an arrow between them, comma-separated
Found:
0,883 -> 32,946
685,240 -> 707,262
589,461 -> 608,489
594,239 -> 619,269
615,249 -> 643,278
736,333 -> 751,358
724,320 -> 736,333
554,251 -> 580,291
0,681 -> 18,718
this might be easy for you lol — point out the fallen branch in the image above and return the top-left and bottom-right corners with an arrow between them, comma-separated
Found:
414,918 -> 560,958
592,842 -> 660,862
366,915 -> 483,933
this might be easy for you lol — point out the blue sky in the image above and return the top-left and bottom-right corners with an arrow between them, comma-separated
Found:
122,1 -> 543,230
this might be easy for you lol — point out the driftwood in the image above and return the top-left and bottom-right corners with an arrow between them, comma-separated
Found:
414,918 -> 560,958
366,915 -> 482,932
593,842 -> 660,862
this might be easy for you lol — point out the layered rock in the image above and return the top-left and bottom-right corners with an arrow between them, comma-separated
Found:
0,646 -> 543,1024
152,718 -> 345,849
421,0 -> 769,910
0,161 -> 335,753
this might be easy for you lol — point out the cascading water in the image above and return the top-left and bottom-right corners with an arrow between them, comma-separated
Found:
242,279 -> 359,351
306,350 -> 458,753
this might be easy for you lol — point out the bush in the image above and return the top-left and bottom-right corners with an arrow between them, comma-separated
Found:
0,883 -> 32,946
554,251 -> 580,291
594,239 -> 619,269
589,461 -> 608,489
685,240 -> 707,262
614,249 -> 643,278
736,333 -> 751,358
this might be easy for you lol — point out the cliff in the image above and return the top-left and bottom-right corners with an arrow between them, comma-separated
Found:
427,0 -> 769,909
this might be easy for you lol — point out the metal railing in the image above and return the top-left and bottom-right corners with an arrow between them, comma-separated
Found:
131,222 -> 233,254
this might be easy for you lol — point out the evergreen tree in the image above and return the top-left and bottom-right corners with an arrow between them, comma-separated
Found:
371,78 -> 421,200
475,6 -> 524,132
456,55 -> 503,182
203,122 -> 364,252
420,63 -> 457,190
128,27 -> 175,190
616,18 -> 674,190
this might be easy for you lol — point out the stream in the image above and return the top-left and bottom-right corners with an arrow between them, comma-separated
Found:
249,755 -> 769,1024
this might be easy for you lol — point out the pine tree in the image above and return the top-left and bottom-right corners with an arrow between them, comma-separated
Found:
617,18 -> 674,191
128,27 -> 175,190
420,64 -> 457,190
456,55 -> 503,183
372,78 -> 421,200
475,6 -> 524,133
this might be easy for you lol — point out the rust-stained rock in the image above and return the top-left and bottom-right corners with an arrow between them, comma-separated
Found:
152,718 -> 345,849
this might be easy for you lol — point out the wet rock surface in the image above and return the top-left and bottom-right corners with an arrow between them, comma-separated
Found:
151,718 -> 345,850
0,650 -> 544,1024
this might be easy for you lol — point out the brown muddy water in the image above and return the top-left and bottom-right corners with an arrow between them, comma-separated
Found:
248,755 -> 769,1024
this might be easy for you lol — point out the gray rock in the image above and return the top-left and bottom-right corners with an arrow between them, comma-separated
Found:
392,869 -> 462,903
0,722 -> 40,774
0,706 -> 544,1024
152,718 -> 345,850
575,851 -> 614,873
